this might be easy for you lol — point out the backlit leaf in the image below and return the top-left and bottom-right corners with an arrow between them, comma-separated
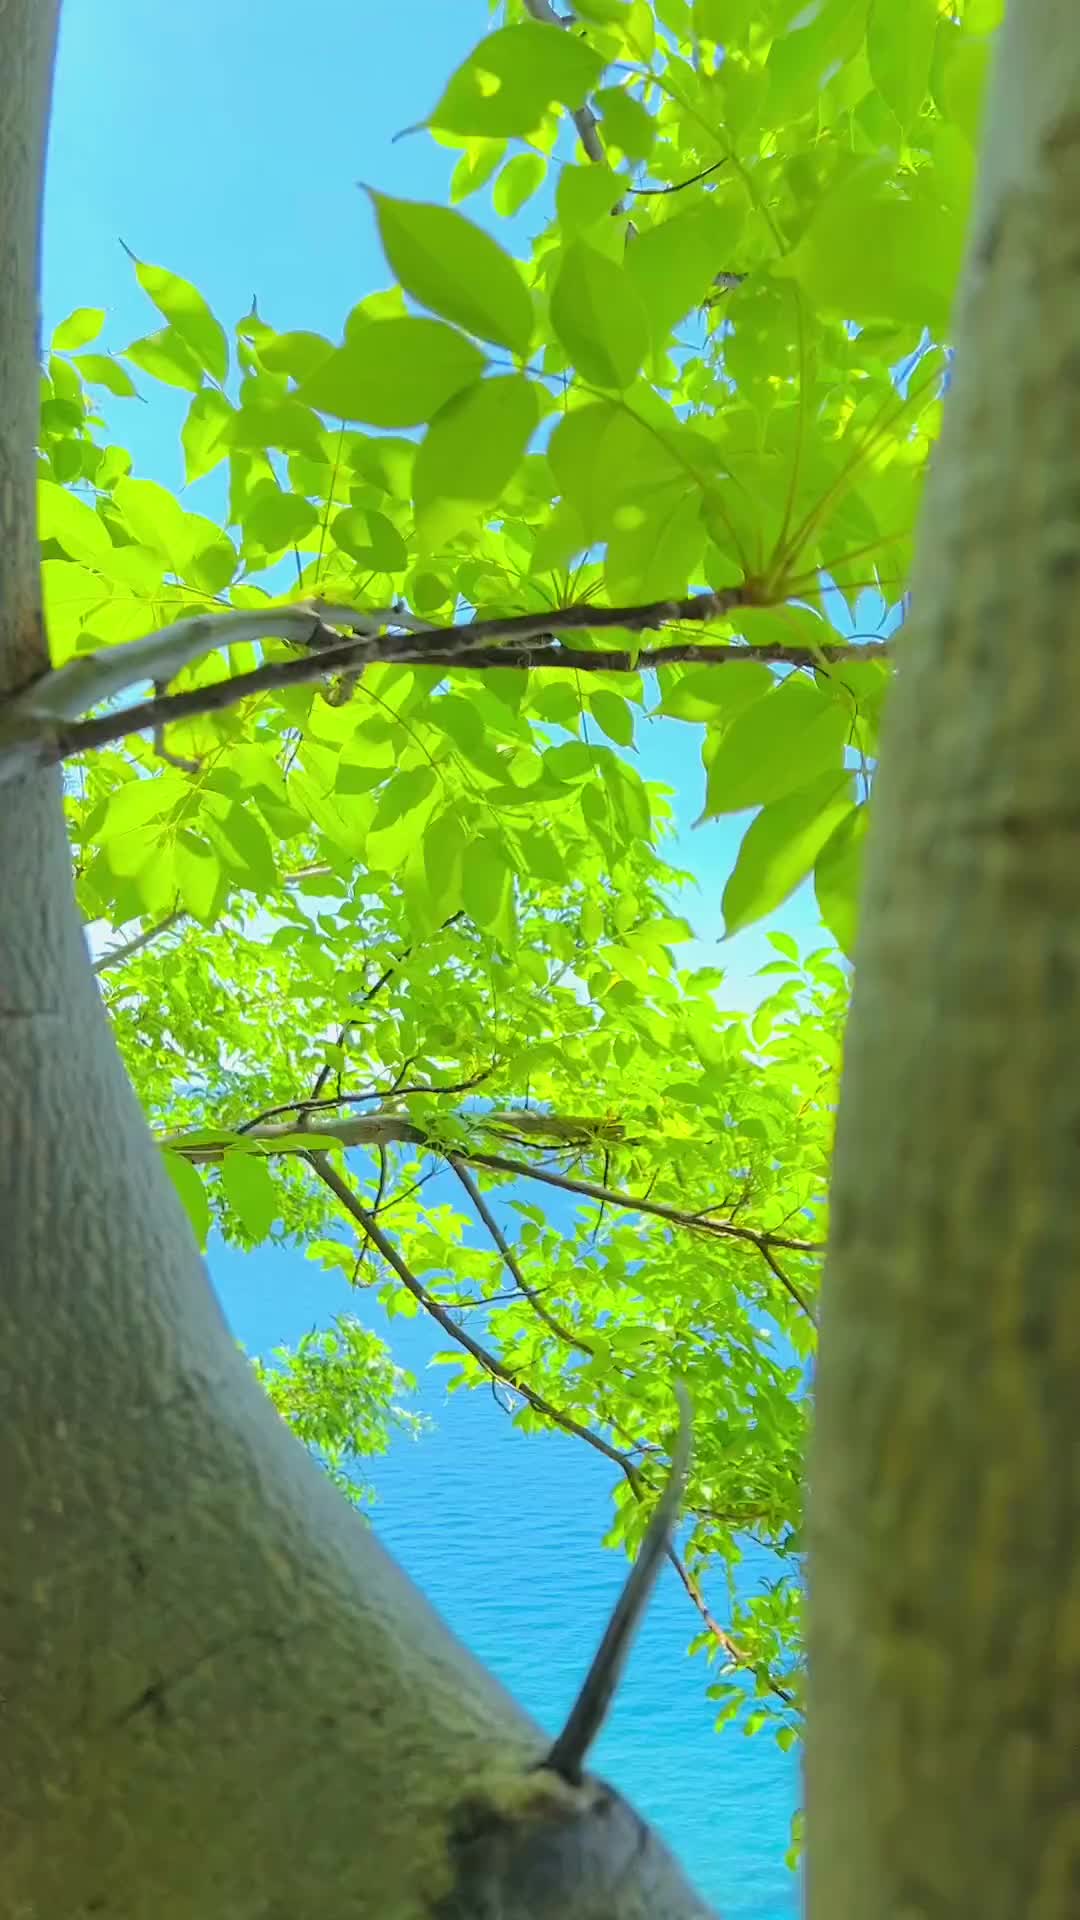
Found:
413,375 -> 539,546
367,192 -> 534,356
73,354 -> 139,397
430,23 -> 604,138
299,319 -> 486,427
722,773 -> 855,937
133,258 -> 229,382
551,242 -> 649,390
493,152 -> 547,217
868,0 -> 938,128
814,801 -> 869,959
162,1152 -> 211,1250
53,307 -> 105,351
124,327 -> 205,392
701,674 -> 850,817
221,1151 -> 277,1242
181,389 -> 234,483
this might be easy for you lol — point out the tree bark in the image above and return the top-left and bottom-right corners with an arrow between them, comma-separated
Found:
0,4 -> 714,1913
807,8 -> 1080,1918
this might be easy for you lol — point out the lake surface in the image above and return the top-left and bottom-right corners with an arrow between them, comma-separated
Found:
213,1235 -> 802,1915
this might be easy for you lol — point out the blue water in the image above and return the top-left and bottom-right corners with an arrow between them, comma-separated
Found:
212,1234 -> 801,1915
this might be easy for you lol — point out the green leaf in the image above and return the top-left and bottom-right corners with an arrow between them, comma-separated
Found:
722,773 -> 855,937
123,327 -> 205,392
175,833 -> 224,924
299,319 -> 486,427
133,258 -> 229,382
114,476 -> 191,571
220,1151 -> 277,1241
555,163 -> 626,234
226,398 -> 325,458
53,307 -> 106,351
493,152 -> 547,217
256,330 -> 334,381
868,0 -> 939,129
208,800 -> 279,893
595,86 -> 655,161
626,201 -> 743,350
73,354 -> 139,398
463,834 -> 516,943
605,486 -> 703,600
38,480 -> 115,567
429,22 -> 605,137
331,507 -> 408,571
814,801 -> 868,959
589,690 -> 635,747
701,674 -> 851,817
162,1151 -> 211,1250
244,481 -> 319,552
413,375 -> 539,547
550,243 -> 649,390
780,161 -> 964,332
181,389 -> 234,483
658,660 -> 774,723
367,192 -> 534,356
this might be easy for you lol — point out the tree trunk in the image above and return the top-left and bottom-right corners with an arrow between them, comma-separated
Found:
807,8 -> 1080,1918
0,5 -> 714,1913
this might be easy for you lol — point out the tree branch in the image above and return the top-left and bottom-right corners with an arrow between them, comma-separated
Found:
0,584 -> 888,777
308,1148 -> 795,1714
448,1154 -> 594,1356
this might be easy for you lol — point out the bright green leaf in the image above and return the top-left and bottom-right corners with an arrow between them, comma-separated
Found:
550,242 -> 649,390
299,319 -> 486,427
175,833 -> 224,924
38,480 -> 115,568
868,0 -> 938,127
701,674 -> 851,817
123,327 -> 206,392
53,308 -> 105,351
133,258 -> 229,382
781,162 -> 964,332
72,354 -> 139,398
429,23 -> 604,138
493,152 -> 547,217
595,86 -> 655,161
463,835 -> 516,943
244,481 -> 319,552
589,690 -> 635,747
367,193 -> 534,357
221,1152 -> 277,1241
722,772 -> 855,937
413,375 -> 539,546
331,506 -> 408,571
555,163 -> 626,234
814,801 -> 869,959
162,1152 -> 211,1250
181,389 -> 234,483
626,201 -> 743,350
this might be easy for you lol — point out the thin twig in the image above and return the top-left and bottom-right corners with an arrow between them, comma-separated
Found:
305,1149 -> 633,1476
91,908 -> 184,975
307,1148 -> 796,1713
448,1156 -> 593,1356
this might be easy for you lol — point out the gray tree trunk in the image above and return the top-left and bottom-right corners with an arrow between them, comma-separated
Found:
0,5 -> 714,1913
807,7 -> 1080,1918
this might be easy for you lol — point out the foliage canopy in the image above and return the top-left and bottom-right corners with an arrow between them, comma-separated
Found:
30,0 -> 1001,1792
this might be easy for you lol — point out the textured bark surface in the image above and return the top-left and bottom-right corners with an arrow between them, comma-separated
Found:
0,4 -> 716,1914
807,8 -> 1080,1918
